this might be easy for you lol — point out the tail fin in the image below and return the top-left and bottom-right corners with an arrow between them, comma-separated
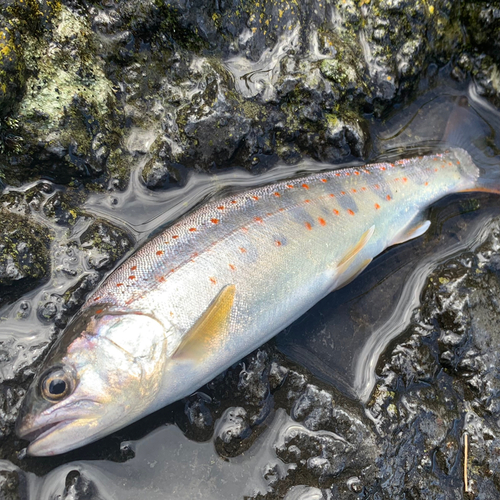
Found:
445,95 -> 500,195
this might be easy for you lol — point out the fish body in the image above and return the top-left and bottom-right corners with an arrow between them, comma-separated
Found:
17,148 -> 487,455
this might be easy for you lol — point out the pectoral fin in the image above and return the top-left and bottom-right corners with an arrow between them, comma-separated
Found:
391,220 -> 431,246
172,284 -> 236,362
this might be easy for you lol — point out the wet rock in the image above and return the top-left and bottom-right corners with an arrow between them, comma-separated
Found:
0,463 -> 27,500
42,192 -> 83,226
370,217 -> 500,498
79,219 -> 133,271
1,0 -> 472,189
215,407 -> 251,457
62,470 -> 101,500
0,211 -> 50,287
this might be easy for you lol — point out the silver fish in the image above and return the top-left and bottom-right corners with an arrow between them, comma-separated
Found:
16,147 -> 497,455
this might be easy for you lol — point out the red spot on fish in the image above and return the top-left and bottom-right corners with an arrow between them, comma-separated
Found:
425,182 -> 429,186
229,264 -> 235,270
231,200 -> 237,204
279,207 -> 285,212
395,178 -> 399,181
318,217 -> 326,226
287,184 -> 294,188
340,191 -> 346,195
345,172 -> 350,176
189,228 -> 197,232
158,276 -> 166,283
448,162 -> 452,166
457,160 -> 460,165
240,247 -> 247,253
242,227 -> 248,233
211,218 -> 219,224
375,203 -> 380,209
329,193 -> 335,198
116,283 -> 123,287
171,269 -> 175,273
96,309 -> 103,315
191,252 -> 199,259
434,158 -> 438,161
93,297 -> 101,302
333,209 -> 339,215
435,168 -> 438,172
390,163 -> 395,167
156,250 -> 163,256
210,277 -> 217,285
275,240 -> 282,246
347,209 -> 355,216
352,189 -> 357,193
274,192 -> 281,197
254,216 -> 263,223
125,298 -> 134,306
354,171 -> 360,176
129,275 -> 136,280
172,235 -> 179,239
305,222 -> 312,230
305,199 -> 311,203
321,178 -> 328,183
217,206 -> 225,210
131,266 -> 137,271
362,187 -> 367,191
374,184 -> 380,189
335,173 -> 341,177
381,166 -> 387,171
302,184 -> 310,189
252,195 -> 259,200
402,177 -> 407,182
386,195 -> 391,201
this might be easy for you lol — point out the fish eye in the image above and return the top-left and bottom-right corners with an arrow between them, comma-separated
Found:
40,368 -> 74,402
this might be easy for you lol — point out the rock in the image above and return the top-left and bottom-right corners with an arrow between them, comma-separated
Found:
370,217 -> 500,498
0,211 -> 50,287
0,463 -> 27,500
79,219 -> 133,271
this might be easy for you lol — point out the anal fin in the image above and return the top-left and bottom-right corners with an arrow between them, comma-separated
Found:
172,284 -> 236,362
391,220 -> 431,246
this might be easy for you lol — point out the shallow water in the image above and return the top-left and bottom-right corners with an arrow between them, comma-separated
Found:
1,82 -> 500,497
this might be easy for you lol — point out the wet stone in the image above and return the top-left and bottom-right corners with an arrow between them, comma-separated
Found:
79,220 -> 133,271
370,217 -> 500,498
0,211 -> 50,288
0,465 -> 27,500
62,470 -> 100,500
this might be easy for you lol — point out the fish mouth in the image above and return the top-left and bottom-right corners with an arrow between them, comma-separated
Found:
17,418 -> 76,446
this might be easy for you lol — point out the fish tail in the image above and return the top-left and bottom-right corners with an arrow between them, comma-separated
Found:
445,96 -> 500,195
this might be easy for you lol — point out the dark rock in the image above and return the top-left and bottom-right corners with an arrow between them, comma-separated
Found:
0,464 -> 27,500
62,470 -> 102,500
0,211 -> 50,287
79,219 -> 133,271
370,217 -> 500,498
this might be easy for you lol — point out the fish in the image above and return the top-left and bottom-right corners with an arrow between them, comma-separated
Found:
15,146 -> 499,456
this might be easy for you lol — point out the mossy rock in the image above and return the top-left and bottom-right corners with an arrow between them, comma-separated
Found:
0,211 -> 50,286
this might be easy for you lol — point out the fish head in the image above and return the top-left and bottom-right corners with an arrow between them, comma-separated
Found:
16,306 -> 168,456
